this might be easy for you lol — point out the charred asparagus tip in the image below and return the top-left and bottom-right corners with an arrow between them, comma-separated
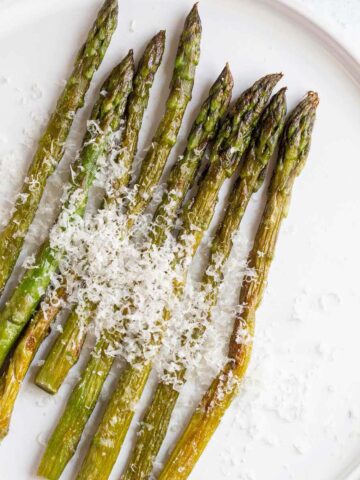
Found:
156,30 -> 166,40
273,72 -> 283,80
223,62 -> 232,79
187,3 -> 201,26
102,0 -> 118,13
307,90 -> 320,105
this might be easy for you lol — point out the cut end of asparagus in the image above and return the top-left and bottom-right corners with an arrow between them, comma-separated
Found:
35,378 -> 58,395
0,424 -> 9,441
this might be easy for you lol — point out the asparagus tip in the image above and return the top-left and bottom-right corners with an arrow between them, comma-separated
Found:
156,29 -> 166,41
255,73 -> 283,91
276,86 -> 287,99
106,0 -> 118,8
187,3 -> 202,29
307,90 -> 320,106
153,30 -> 166,49
124,49 -> 135,69
220,63 -> 233,86
123,49 -> 135,72
102,0 -> 118,16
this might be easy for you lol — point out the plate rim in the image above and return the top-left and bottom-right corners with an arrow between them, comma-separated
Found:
1,0 -> 359,87
262,0 -> 360,86
1,0 -> 360,84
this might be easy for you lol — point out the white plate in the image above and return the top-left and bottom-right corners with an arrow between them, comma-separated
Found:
0,1 -> 360,479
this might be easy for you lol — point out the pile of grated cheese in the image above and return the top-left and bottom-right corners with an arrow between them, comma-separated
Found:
25,131 -> 253,389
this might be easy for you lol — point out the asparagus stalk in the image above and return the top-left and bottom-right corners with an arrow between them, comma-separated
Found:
0,34 -> 166,439
37,65 -> 233,480
0,52 -> 135,370
76,74 -> 282,480
0,0 -> 118,293
121,88 -> 287,480
35,4 -> 202,394
129,3 -> 202,218
158,92 -> 319,480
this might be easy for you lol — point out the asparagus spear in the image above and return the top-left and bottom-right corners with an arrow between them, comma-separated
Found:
121,88 -> 287,480
35,4 -> 202,394
0,0 -> 118,293
76,74 -> 282,480
37,65 -> 233,480
158,92 -> 319,480
129,3 -> 202,218
0,33 -> 166,439
108,31 -> 167,194
0,52 -> 135,370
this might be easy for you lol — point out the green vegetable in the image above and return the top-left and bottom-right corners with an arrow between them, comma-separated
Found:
121,88 -> 287,480
36,64 -> 233,480
158,92 -> 319,480
0,0 -> 118,293
0,51 -> 135,370
76,73 -> 282,480
35,3 -> 202,395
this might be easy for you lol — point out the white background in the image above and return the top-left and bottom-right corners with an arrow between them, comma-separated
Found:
0,1 -> 360,480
